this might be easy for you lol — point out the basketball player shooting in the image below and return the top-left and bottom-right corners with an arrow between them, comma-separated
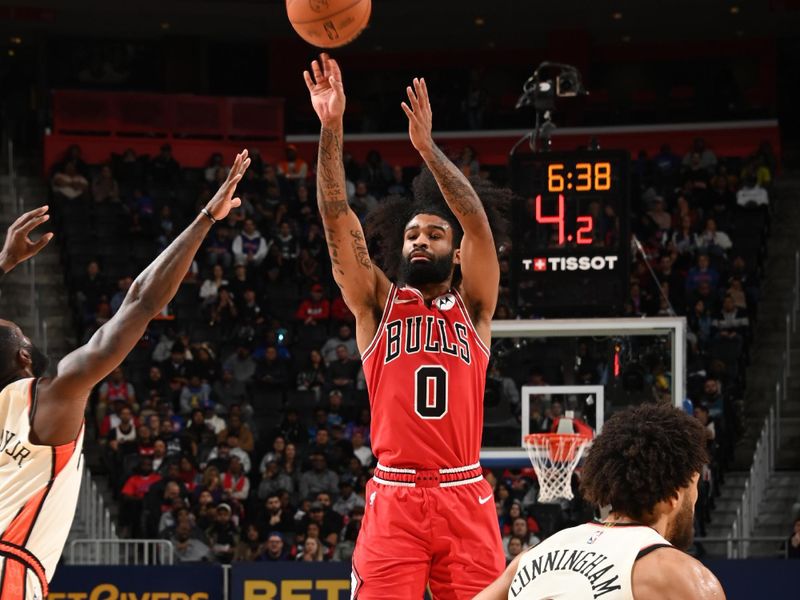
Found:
0,151 -> 249,600
476,403 -> 726,600
304,53 -> 510,599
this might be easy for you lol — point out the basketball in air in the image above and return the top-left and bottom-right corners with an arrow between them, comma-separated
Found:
286,0 -> 371,48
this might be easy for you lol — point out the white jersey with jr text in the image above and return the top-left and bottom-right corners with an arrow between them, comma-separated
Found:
0,378 -> 84,599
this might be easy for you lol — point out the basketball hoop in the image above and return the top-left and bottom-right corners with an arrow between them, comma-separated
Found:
524,433 -> 591,503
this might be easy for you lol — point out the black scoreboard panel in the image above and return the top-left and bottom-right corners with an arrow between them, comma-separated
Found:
510,150 -> 631,317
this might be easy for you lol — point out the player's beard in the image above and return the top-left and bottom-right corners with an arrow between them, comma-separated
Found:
400,250 -> 454,286
665,491 -> 695,550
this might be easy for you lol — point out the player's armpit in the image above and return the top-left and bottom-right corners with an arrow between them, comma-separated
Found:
473,553 -> 523,600
632,547 -> 726,600
32,302 -> 151,445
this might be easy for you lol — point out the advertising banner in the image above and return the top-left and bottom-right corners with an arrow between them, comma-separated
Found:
48,565 -> 224,600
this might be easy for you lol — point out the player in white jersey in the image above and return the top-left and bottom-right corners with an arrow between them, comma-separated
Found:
0,151 -> 250,599
476,403 -> 726,600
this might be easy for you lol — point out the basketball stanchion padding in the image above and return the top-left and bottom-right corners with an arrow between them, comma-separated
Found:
524,433 -> 592,503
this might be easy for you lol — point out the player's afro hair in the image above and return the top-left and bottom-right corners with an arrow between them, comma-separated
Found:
580,402 -> 708,522
364,167 -> 511,285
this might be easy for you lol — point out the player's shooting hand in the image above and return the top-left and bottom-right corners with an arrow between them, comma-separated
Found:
401,78 -> 434,154
304,53 -> 346,126
0,206 -> 54,274
206,150 -> 250,221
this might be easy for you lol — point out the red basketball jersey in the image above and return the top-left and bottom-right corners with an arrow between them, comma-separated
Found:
361,284 -> 491,468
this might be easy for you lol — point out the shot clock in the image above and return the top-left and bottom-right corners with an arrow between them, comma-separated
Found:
509,150 -> 630,317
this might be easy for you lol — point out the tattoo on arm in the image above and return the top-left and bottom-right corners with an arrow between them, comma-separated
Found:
318,127 -> 349,218
425,145 -> 481,217
325,232 -> 345,277
350,230 -> 371,269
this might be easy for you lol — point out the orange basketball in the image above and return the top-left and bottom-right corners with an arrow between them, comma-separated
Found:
286,0 -> 371,48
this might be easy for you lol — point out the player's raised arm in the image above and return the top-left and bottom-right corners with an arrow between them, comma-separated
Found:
401,77 -> 499,336
304,53 -> 389,343
0,206 -> 54,277
33,151 -> 251,446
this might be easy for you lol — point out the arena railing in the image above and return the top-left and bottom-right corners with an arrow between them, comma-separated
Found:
69,466 -> 117,550
707,249 -> 800,559
68,539 -> 174,566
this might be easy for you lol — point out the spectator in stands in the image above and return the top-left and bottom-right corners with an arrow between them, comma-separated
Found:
333,521 -> 360,563
350,430 -> 373,468
212,434 -> 252,473
179,374 -> 213,415
685,253 -> 719,294
262,492 -> 295,535
506,535 -> 525,565
256,346 -> 289,394
194,467 -> 224,505
682,138 -> 717,172
274,221 -> 300,268
360,150 -> 392,197
206,502 -> 239,564
295,283 -> 330,327
172,521 -> 214,562
698,378 -> 725,418
277,144 -> 308,183
671,214 -> 698,261
223,344 -> 257,384
349,180 -> 378,221
108,404 -> 137,453
695,217 -> 732,258
307,494 -> 343,548
205,153 -> 225,183
222,456 -> 250,502
788,518 -> 800,559
209,288 -> 238,337
52,160 -> 89,200
92,164 -> 120,203
234,523 -> 264,561
321,324 -> 359,366
205,225 -> 234,269
218,414 -> 255,454
297,349 -> 326,397
120,457 -> 161,537
150,144 -> 181,186
299,453 -> 339,499
387,165 -> 409,196
297,536 -> 325,562
326,345 -> 359,397
330,293 -> 355,325
645,196 -> 672,232
502,517 -> 540,558
233,219 -> 270,268
213,367 -> 248,412
260,532 -> 290,562
98,365 -> 136,415
711,295 -> 750,340
200,265 -> 228,306
332,480 -> 365,517
457,146 -> 480,177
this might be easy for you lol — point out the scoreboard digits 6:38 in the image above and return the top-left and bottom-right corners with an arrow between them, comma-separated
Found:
509,150 -> 631,317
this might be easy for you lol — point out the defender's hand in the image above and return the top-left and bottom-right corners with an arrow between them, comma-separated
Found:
205,150 -> 250,221
0,206 -> 54,273
401,78 -> 434,154
304,53 -> 346,127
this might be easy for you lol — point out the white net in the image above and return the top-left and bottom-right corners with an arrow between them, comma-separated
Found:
524,434 -> 591,503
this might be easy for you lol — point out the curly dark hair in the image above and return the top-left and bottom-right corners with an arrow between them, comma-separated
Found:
580,402 -> 708,522
364,167 -> 511,285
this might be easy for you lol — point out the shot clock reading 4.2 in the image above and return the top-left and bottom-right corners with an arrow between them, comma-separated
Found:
510,150 -> 631,317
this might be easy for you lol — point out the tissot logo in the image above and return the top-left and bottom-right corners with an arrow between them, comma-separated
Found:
522,256 -> 619,272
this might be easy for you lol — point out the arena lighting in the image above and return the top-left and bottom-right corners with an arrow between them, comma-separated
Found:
511,61 -> 587,153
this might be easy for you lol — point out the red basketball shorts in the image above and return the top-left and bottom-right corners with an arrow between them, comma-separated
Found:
351,463 -> 505,600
